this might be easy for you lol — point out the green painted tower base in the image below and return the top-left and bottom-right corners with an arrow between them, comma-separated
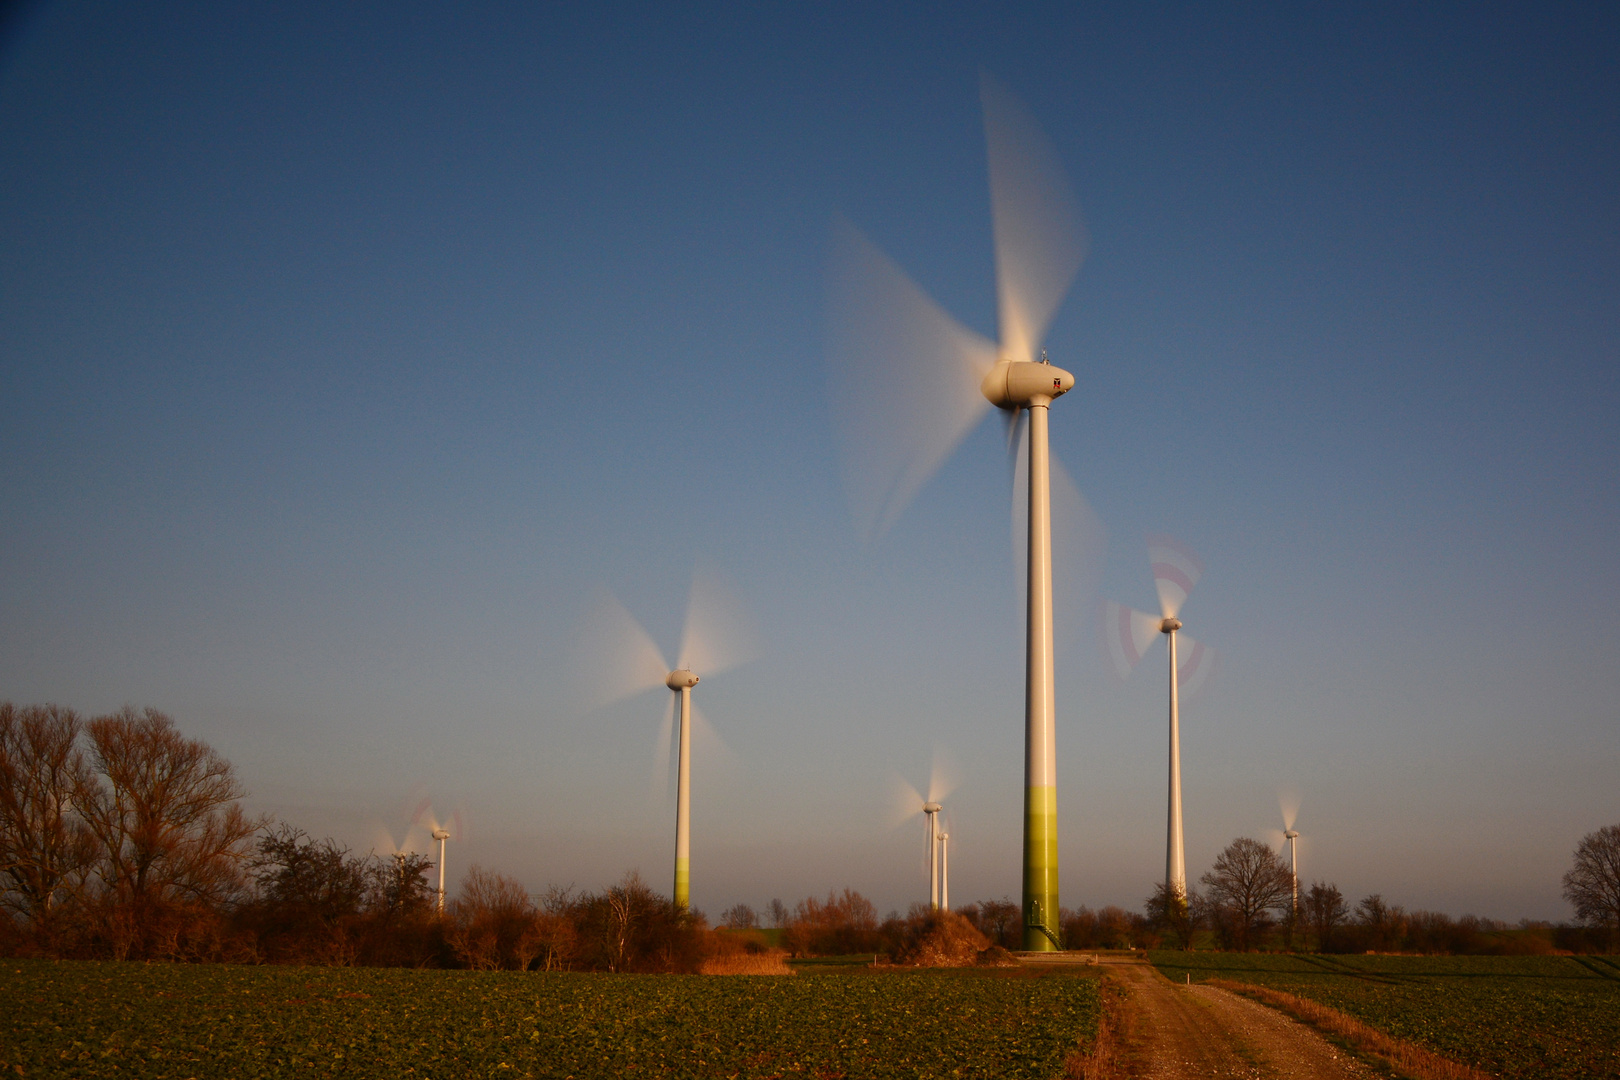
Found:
1023,785 -> 1060,951
673,857 -> 690,910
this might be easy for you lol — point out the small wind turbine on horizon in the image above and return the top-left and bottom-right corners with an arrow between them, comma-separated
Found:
832,72 -> 1101,951
895,756 -> 954,912
1103,536 -> 1217,906
410,800 -> 465,915
1268,790 -> 1304,915
576,573 -> 757,910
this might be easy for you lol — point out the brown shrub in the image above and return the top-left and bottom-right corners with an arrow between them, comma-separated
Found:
892,910 -> 991,967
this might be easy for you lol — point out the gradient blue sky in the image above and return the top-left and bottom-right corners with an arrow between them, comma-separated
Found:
2,1 -> 1616,922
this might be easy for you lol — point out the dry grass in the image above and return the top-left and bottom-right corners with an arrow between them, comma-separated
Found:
1062,973 -> 1128,1080
698,950 -> 795,975
1207,978 -> 1493,1080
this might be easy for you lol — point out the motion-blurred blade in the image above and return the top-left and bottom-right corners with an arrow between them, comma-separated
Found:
827,216 -> 998,540
1265,827 -> 1288,853
890,775 -> 926,829
1102,601 -> 1162,680
928,748 -> 957,805
1175,633 -> 1217,698
1011,441 -> 1107,611
677,570 -> 759,677
371,824 -> 405,856
1147,535 -> 1205,619
651,693 -> 676,801
1279,787 -> 1300,832
575,592 -> 671,709
689,703 -> 740,770
980,70 -> 1085,365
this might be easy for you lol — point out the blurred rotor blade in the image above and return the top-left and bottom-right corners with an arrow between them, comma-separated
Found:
450,807 -> 467,843
1147,534 -> 1205,619
981,70 -> 1085,365
370,824 -> 404,856
890,774 -> 926,829
1002,406 -> 1026,472
827,216 -> 998,541
1175,633 -> 1218,698
410,797 -> 435,831
1265,827 -> 1288,853
1101,600 -> 1162,680
677,570 -> 759,677
574,592 -> 671,710
651,693 -> 676,802
1279,787 -> 1300,833
689,703 -> 741,771
928,748 -> 957,805
1011,441 -> 1107,613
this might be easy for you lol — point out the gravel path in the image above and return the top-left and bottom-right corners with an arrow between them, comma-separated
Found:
1098,956 -> 1379,1080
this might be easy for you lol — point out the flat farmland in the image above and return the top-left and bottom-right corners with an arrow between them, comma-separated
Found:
1,959 -> 1100,1079
1150,951 -> 1620,1079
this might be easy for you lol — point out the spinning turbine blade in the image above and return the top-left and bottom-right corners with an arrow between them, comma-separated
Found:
677,570 -> 759,677
890,775 -> 927,830
827,217 -> 998,540
576,593 -> 671,709
1279,788 -> 1300,833
1148,534 -> 1205,619
689,702 -> 741,770
1102,601 -> 1163,680
981,70 -> 1086,365
651,693 -> 677,800
928,749 -> 956,806
1011,438 -> 1107,612
1175,632 -> 1217,697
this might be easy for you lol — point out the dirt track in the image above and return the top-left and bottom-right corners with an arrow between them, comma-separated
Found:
1096,955 -> 1378,1079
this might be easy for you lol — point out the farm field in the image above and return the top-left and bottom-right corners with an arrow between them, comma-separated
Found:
2,958 -> 1099,1079
1150,950 -> 1620,1079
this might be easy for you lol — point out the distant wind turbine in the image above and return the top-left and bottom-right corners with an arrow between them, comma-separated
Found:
1103,536 -> 1217,904
894,754 -> 954,911
576,573 -> 757,909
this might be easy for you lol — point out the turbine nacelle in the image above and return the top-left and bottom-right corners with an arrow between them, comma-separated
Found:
1284,830 -> 1300,840
1160,617 -> 1182,634
666,668 -> 699,690
922,802 -> 943,814
979,359 -> 1074,410
431,829 -> 450,842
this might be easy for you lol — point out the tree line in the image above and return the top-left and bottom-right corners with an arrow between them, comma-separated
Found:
5,701 -> 1616,967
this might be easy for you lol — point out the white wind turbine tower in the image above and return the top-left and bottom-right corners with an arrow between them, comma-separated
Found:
833,72 -> 1098,952
577,573 -> 757,910
938,828 -> 950,912
1103,536 -> 1216,906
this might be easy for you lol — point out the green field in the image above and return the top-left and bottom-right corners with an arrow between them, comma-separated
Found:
1150,951 -> 1620,1079
2,959 -> 1099,1079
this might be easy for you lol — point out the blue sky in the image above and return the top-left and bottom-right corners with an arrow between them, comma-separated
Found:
2,1 -> 1616,921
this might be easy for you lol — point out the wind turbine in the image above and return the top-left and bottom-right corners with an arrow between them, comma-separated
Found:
1268,790 -> 1303,915
409,801 -> 465,915
832,72 -> 1095,951
894,756 -> 954,911
576,573 -> 757,910
1103,536 -> 1216,905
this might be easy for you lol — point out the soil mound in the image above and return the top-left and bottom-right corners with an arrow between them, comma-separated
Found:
893,911 -> 992,967
975,944 -> 1019,967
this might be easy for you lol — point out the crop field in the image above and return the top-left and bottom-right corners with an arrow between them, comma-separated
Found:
2,959 -> 1099,1079
1150,951 -> 1620,1079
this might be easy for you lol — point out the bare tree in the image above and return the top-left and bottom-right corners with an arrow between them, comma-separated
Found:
0,703 -> 97,937
78,707 -> 261,956
722,902 -> 759,929
1200,837 -> 1294,951
1563,824 -> 1620,947
1145,882 -> 1198,950
448,864 -> 536,970
1303,881 -> 1347,951
767,897 -> 788,928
